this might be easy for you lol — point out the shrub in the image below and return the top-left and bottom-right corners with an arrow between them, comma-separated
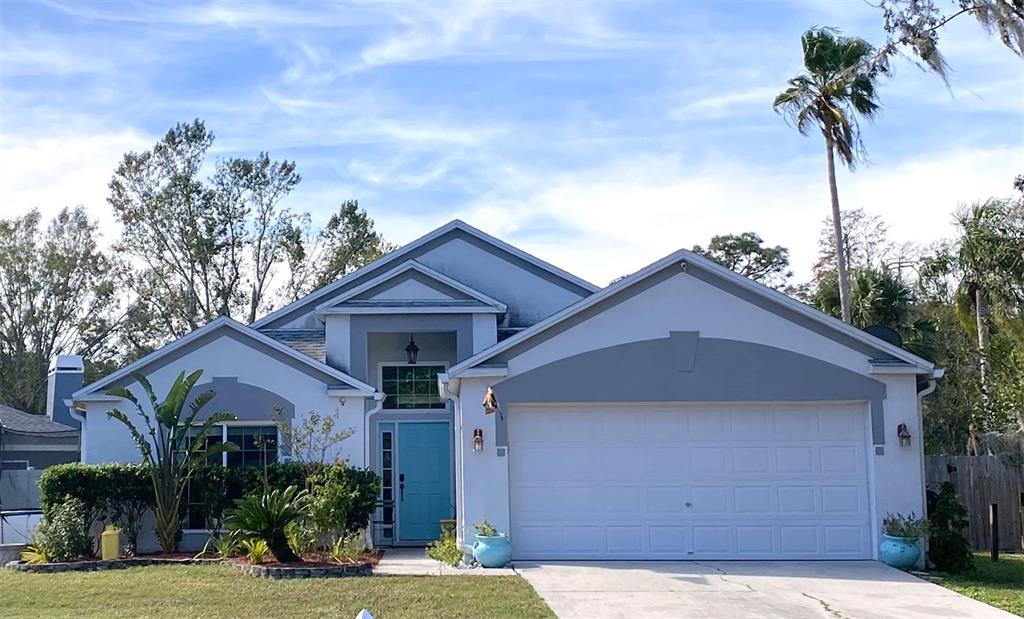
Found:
883,512 -> 929,538
928,482 -> 975,573
426,532 -> 462,567
286,522 -> 316,556
38,463 -> 153,555
196,531 -> 241,560
225,486 -> 308,563
29,497 -> 91,562
241,538 -> 270,564
330,531 -> 367,564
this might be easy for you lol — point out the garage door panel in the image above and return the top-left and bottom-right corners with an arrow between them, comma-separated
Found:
510,405 -> 872,560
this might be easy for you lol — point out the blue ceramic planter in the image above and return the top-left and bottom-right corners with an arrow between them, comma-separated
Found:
879,534 -> 921,569
472,534 -> 512,568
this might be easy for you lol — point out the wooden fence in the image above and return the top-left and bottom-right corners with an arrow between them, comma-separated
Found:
925,455 -> 1024,552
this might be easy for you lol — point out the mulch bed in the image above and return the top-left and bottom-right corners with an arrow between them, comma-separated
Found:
6,549 -> 382,578
5,555 -> 221,573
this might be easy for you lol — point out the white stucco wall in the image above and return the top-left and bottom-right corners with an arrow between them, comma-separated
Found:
507,272 -> 872,376
78,333 -> 368,467
452,376 -> 510,549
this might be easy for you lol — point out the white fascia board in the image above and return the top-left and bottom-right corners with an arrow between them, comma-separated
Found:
449,248 -> 934,377
319,306 -> 504,316
313,260 -> 508,313
73,316 -> 376,399
253,219 -> 594,329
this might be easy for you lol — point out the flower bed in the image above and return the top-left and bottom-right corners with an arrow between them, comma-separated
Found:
5,555 -> 221,573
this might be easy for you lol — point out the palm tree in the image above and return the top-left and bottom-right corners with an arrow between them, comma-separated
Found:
774,28 -> 884,324
107,369 -> 236,553
922,199 -> 1024,451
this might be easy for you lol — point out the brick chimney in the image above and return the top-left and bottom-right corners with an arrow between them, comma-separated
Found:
46,355 -> 83,429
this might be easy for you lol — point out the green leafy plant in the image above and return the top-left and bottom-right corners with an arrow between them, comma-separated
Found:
27,497 -> 91,563
241,538 -> 270,564
38,463 -> 153,555
20,545 -> 48,564
426,532 -> 462,567
286,522 -> 316,557
225,485 -> 308,563
474,520 -> 498,537
106,369 -> 236,553
928,482 -> 975,573
330,531 -> 367,564
195,531 -> 241,560
883,512 -> 930,538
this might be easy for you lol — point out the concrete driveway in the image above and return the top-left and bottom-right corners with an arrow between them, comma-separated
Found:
516,561 -> 1015,619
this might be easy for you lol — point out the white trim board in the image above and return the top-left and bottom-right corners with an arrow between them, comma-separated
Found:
315,261 -> 507,313
74,316 -> 377,399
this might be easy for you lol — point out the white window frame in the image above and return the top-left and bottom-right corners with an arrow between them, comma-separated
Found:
182,421 -> 282,467
378,361 -> 449,412
180,421 -> 282,534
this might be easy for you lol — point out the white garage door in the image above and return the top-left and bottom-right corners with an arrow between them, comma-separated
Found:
508,404 -> 872,560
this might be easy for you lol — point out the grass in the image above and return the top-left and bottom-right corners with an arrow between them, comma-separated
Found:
934,552 -> 1024,617
0,564 -> 555,619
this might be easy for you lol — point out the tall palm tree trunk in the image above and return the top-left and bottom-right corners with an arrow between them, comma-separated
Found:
825,138 -> 853,323
976,287 -> 992,416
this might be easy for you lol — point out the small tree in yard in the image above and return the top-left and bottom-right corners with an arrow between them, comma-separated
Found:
107,369 -> 236,553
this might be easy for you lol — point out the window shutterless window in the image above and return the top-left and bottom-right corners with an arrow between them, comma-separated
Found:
381,364 -> 446,410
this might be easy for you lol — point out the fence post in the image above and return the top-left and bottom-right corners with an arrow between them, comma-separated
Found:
990,503 -> 999,561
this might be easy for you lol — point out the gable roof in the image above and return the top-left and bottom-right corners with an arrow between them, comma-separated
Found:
74,316 -> 375,400
251,220 -> 598,329
448,247 -> 935,377
315,260 -> 507,315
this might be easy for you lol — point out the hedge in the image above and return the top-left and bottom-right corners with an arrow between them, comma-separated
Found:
39,462 -> 380,549
38,463 -> 152,554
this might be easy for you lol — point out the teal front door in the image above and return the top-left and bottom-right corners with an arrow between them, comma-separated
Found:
397,422 -> 452,542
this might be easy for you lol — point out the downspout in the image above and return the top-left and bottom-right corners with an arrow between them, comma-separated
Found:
916,368 -> 944,555
438,373 -> 466,551
362,391 -> 384,550
363,392 -> 384,469
69,401 -> 87,463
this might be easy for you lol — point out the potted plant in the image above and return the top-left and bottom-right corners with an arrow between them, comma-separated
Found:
471,519 -> 512,568
880,512 -> 929,569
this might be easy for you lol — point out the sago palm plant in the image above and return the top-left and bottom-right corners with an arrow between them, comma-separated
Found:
107,369 -> 236,553
225,485 -> 308,563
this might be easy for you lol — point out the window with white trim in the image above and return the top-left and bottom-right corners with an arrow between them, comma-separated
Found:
178,423 -> 279,530
381,365 -> 446,410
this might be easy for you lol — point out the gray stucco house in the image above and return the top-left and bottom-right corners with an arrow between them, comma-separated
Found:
72,219 -> 939,559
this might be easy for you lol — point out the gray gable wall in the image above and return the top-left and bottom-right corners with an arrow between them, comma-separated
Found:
492,334 -> 888,446
263,229 -> 593,330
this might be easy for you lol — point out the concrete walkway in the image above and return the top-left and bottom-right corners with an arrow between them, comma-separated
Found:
516,560 -> 1016,619
373,547 -> 515,576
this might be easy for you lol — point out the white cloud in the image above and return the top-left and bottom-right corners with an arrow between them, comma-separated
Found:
0,128 -> 153,235
426,144 -> 1023,287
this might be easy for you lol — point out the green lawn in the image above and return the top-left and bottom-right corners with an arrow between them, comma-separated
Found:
934,552 -> 1024,617
0,564 -> 555,619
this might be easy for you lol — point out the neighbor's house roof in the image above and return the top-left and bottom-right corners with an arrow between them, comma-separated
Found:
74,316 -> 376,401
252,219 -> 598,330
0,404 -> 78,437
448,247 -> 936,378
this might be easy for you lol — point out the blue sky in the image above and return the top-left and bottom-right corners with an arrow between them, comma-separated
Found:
1,1 -> 1021,285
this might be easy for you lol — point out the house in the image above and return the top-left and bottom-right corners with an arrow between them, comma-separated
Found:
0,371 -> 81,471
72,220 -> 939,559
